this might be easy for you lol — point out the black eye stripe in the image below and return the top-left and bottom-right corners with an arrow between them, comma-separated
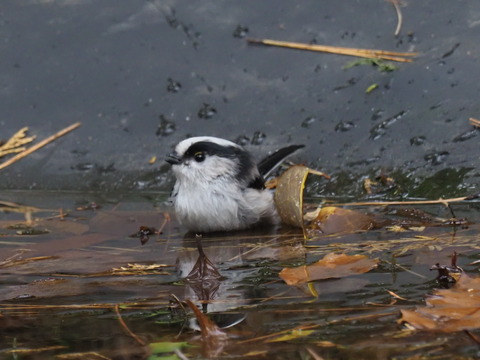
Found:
183,141 -> 239,159
182,140 -> 260,186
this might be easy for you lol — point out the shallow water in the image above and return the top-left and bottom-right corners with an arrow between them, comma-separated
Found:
1,191 -> 479,359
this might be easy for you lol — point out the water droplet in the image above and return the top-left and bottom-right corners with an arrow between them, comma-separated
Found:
167,78 -> 182,93
335,121 -> 354,132
369,111 -> 406,140
233,25 -> 249,38
73,163 -> 94,171
198,103 -> 217,119
371,109 -> 384,121
251,131 -> 266,145
301,116 -> 317,128
235,135 -> 250,146
424,151 -> 449,165
410,136 -> 426,145
156,115 -> 176,136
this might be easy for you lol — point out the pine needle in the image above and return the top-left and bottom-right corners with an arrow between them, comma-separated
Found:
247,38 -> 418,62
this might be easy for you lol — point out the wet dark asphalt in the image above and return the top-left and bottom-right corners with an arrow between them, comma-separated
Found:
1,1 -> 479,196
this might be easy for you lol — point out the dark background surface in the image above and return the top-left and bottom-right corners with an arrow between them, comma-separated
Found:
1,0 -> 479,197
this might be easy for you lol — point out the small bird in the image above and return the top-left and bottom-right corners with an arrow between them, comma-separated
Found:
166,136 -> 303,233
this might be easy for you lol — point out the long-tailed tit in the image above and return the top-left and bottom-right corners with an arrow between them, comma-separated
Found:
166,136 -> 303,232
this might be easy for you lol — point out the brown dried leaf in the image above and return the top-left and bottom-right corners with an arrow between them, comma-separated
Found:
274,165 -> 329,233
279,253 -> 379,286
400,274 -> 480,332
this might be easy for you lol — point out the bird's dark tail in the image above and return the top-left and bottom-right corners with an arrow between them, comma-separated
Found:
258,144 -> 305,178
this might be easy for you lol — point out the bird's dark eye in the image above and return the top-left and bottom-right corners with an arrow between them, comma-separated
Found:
194,151 -> 206,162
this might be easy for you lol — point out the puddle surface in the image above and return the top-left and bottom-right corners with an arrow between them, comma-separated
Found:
1,191 -> 480,359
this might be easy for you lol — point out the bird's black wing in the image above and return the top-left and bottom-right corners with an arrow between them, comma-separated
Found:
257,144 -> 305,178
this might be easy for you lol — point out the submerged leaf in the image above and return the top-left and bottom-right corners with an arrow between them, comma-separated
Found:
279,253 -> 378,286
307,207 -> 376,234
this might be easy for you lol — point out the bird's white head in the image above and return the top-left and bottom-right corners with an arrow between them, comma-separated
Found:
166,136 -> 259,186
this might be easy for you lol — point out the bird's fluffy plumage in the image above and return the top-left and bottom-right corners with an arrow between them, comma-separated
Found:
167,136 -> 300,233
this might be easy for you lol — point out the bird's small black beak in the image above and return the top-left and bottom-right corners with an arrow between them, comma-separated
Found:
165,153 -> 182,165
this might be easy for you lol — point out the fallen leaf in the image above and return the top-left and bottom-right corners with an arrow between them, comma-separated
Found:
279,253 -> 379,286
274,165 -> 329,234
399,274 -> 480,332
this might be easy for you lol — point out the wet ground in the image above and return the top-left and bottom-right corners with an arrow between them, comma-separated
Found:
1,0 -> 479,196
1,191 -> 480,359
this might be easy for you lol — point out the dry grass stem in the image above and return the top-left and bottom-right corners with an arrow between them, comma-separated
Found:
0,122 -> 81,170
0,127 -> 36,158
386,0 -> 403,36
387,289 -> 409,301
0,255 -> 58,268
247,38 -> 418,62
8,345 -> 68,355
469,117 -> 480,128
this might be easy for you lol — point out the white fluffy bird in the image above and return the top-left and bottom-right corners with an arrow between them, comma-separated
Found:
166,136 -> 303,233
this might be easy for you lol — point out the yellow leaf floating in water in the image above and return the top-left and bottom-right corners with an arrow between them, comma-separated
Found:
274,165 -> 329,236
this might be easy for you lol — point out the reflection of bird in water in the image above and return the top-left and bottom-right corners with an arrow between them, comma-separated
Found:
175,229 -> 306,317
166,136 -> 303,233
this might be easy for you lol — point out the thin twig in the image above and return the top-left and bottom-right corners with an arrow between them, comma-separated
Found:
247,38 -> 418,62
0,122 -> 81,170
387,0 -> 403,36
114,304 -> 146,346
